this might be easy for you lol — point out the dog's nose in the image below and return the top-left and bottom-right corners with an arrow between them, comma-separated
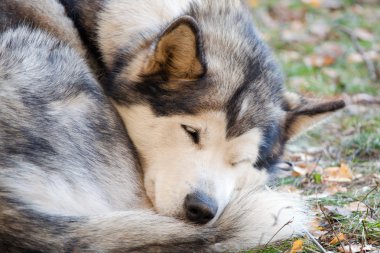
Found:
184,192 -> 218,224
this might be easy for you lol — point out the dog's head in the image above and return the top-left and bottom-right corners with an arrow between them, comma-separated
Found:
109,10 -> 344,224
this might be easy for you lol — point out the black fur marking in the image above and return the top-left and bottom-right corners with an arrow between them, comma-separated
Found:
254,122 -> 283,172
124,76 -> 211,116
58,0 -> 106,69
0,122 -> 57,168
103,47 -> 136,101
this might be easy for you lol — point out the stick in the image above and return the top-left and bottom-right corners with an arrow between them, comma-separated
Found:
305,230 -> 328,253
264,219 -> 293,247
339,27 -> 379,82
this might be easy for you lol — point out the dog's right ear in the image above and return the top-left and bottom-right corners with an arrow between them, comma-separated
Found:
142,16 -> 206,80
283,92 -> 345,140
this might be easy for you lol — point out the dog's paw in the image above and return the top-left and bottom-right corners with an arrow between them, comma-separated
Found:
212,189 -> 311,252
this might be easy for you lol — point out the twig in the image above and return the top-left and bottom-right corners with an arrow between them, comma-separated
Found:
358,183 -> 379,210
339,26 -> 379,82
357,182 -> 379,217
305,230 -> 328,253
272,206 -> 292,226
361,220 -> 368,249
264,219 -> 293,247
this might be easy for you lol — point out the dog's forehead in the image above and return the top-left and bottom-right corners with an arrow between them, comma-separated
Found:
201,56 -> 284,138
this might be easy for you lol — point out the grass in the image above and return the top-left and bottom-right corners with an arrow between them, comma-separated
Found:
248,0 -> 380,252
252,0 -> 380,97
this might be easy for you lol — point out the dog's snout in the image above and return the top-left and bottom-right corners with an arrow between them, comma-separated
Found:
184,192 -> 218,224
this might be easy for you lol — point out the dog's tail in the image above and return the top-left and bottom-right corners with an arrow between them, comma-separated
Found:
0,189 -> 309,252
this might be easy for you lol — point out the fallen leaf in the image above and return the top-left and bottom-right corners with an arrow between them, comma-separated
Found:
292,162 -> 318,177
310,22 -> 330,38
269,5 -> 306,22
277,185 -> 301,194
305,43 -> 344,67
322,68 -> 339,79
354,28 -> 374,41
290,239 -> 304,252
305,55 -> 335,67
326,184 -> 348,194
321,0 -> 343,9
311,229 -> 329,239
281,50 -> 301,61
317,42 -> 344,58
247,0 -> 259,8
345,201 -> 368,212
350,93 -> 380,105
282,29 -> 310,43
302,0 -> 321,8
338,244 -> 373,253
347,51 -> 379,63
329,232 -> 346,245
323,205 -> 352,216
324,163 -> 353,182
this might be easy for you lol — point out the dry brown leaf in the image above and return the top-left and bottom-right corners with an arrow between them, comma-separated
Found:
247,0 -> 259,7
292,166 -> 308,177
305,55 -> 335,67
324,163 -> 353,182
329,232 -> 346,245
302,0 -> 321,8
326,184 -> 348,194
292,162 -> 320,177
290,239 -> 304,253
310,219 -> 329,238
269,5 -> 306,22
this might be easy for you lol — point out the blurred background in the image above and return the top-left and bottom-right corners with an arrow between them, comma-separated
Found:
246,1 -> 379,252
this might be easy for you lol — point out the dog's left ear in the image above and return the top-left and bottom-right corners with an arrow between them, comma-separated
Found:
283,92 -> 345,139
143,16 -> 206,80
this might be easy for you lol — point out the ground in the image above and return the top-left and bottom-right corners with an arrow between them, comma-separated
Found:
248,0 -> 379,252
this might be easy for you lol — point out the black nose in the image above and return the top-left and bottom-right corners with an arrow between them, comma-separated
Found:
184,192 -> 218,224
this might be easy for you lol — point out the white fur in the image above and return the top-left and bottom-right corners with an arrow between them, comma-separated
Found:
213,189 -> 311,251
115,104 -> 266,220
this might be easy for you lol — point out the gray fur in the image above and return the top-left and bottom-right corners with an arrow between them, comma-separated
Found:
0,0 -> 334,251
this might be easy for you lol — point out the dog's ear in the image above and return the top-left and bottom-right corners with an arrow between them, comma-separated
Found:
143,16 -> 206,80
283,92 -> 345,139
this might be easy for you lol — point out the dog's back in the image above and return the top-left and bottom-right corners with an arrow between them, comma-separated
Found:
0,0 -> 143,250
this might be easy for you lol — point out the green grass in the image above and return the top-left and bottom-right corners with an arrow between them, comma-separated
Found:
253,0 -> 380,97
248,1 -> 380,251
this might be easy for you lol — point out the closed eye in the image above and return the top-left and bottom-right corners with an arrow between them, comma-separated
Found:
181,125 -> 200,144
230,159 -> 252,167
